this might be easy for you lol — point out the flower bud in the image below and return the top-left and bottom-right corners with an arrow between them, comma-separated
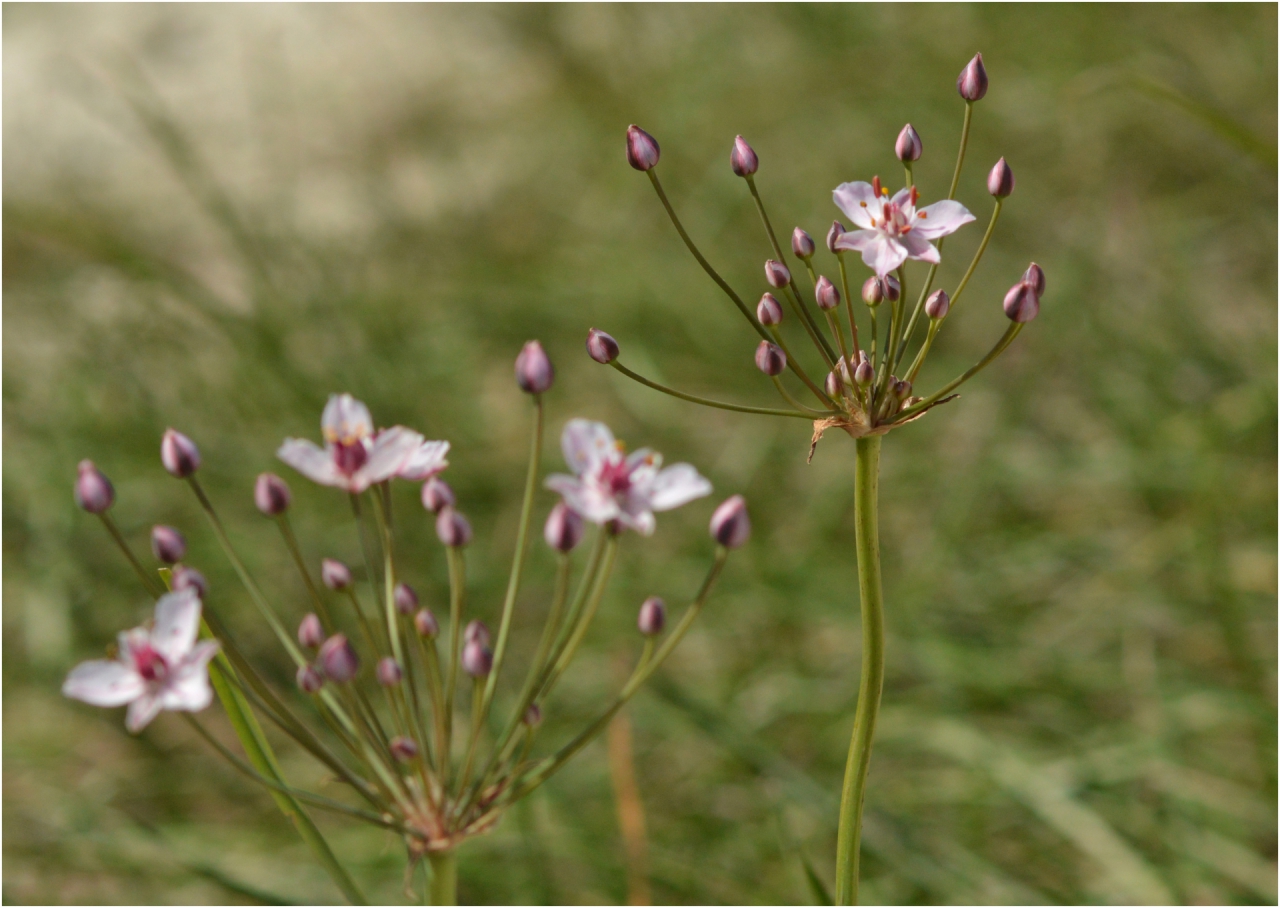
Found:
815,275 -> 840,311
893,379 -> 913,401
544,502 -> 585,552
756,293 -> 783,327
825,370 -> 843,399
854,360 -> 875,387
638,596 -> 666,636
1022,262 -> 1046,297
1003,281 -> 1040,323
160,429 -> 201,478
861,276 -> 884,307
882,274 -> 901,302
394,582 -> 418,615
321,558 -> 352,591
764,260 -> 791,289
522,703 -> 543,727
791,227 -> 816,260
436,506 -> 472,547
957,53 -> 989,102
730,136 -> 759,177
171,565 -> 207,599
586,328 -> 620,364
254,472 -> 291,516
465,620 -> 491,648
296,664 -> 324,693
319,634 -> 360,683
754,340 -> 787,377
74,460 -> 115,513
377,657 -> 403,687
924,289 -> 951,320
462,640 -> 493,678
987,157 -> 1015,198
827,220 -> 846,254
421,476 -> 455,513
515,340 -> 555,394
626,125 -> 660,171
710,494 -> 750,548
895,124 -> 922,163
298,613 -> 324,649
150,525 -> 186,564
390,736 -> 419,763
414,607 -> 439,639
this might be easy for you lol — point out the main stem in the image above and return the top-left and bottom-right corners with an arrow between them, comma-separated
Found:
834,436 -> 885,906
428,849 -> 457,905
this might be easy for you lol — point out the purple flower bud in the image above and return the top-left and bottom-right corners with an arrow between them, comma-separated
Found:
394,582 -> 418,615
319,634 -> 360,683
465,619 -> 491,648
74,460 -> 115,514
764,260 -> 791,289
815,275 -> 840,311
882,274 -> 901,302
414,607 -> 439,639
754,340 -> 787,377
987,157 -> 1015,198
895,124 -> 923,163
254,472 -> 291,516
462,640 -> 493,678
171,565 -> 207,599
160,429 -> 201,478
522,703 -> 543,727
421,476 -> 455,514
893,379 -> 913,401
150,525 -> 186,565
436,506 -> 472,548
586,328 -> 620,364
515,340 -> 555,394
544,502 -> 584,552
298,613 -> 324,649
377,657 -> 403,687
626,125 -> 660,172
791,227 -> 816,260
854,360 -> 875,387
924,289 -> 951,320
756,293 -> 784,327
321,558 -> 352,591
638,596 -> 666,636
710,495 -> 750,548
390,736 -> 419,763
957,53 -> 989,102
825,370 -> 843,399
1003,281 -> 1040,323
297,664 -> 324,693
827,221 -> 846,254
861,276 -> 884,306
730,135 -> 759,177
1022,262 -> 1046,297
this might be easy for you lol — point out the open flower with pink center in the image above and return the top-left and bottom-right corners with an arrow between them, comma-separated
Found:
277,394 -> 448,493
62,588 -> 220,733
832,177 -> 975,276
545,419 -> 712,535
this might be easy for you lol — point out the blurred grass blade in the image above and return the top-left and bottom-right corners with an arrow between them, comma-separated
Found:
800,849 -> 834,906
1128,74 -> 1277,169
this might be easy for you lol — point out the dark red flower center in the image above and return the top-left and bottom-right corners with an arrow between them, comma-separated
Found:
332,440 -> 369,476
133,644 -> 168,682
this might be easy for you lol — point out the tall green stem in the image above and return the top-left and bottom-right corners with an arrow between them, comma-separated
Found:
428,849 -> 457,905
835,436 -> 885,905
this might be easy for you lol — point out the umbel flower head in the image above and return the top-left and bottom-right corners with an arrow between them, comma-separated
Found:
545,419 -> 712,535
62,588 -> 220,733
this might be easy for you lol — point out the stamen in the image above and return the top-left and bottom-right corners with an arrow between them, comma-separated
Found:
918,211 -> 928,219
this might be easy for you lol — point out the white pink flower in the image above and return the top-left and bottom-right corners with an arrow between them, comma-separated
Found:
277,394 -> 449,493
832,177 -> 975,276
62,588 -> 220,733
545,419 -> 712,535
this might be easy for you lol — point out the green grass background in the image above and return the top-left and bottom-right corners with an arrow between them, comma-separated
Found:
4,4 -> 1276,904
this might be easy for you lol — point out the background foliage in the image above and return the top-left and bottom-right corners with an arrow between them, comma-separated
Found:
4,5 -> 1276,904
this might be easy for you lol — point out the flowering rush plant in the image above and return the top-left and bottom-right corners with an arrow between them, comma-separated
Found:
591,53 -> 1043,904
65,342 -> 749,904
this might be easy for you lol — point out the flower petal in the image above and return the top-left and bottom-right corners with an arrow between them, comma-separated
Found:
900,231 -> 941,264
561,419 -> 616,476
278,439 -> 342,487
360,427 -> 425,486
833,229 -> 877,253
321,394 -> 373,443
863,235 -> 909,277
62,660 -> 145,707
910,200 -> 975,239
399,440 -> 451,481
126,694 -> 164,733
151,588 -> 202,664
616,508 -> 656,536
160,641 -> 220,712
648,464 -> 713,512
832,182 -> 879,229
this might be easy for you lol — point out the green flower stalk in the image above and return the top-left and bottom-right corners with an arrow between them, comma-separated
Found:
605,52 -> 1043,905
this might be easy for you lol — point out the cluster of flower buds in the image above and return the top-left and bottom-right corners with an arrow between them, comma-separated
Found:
63,340 -> 749,885
592,52 -> 1042,456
